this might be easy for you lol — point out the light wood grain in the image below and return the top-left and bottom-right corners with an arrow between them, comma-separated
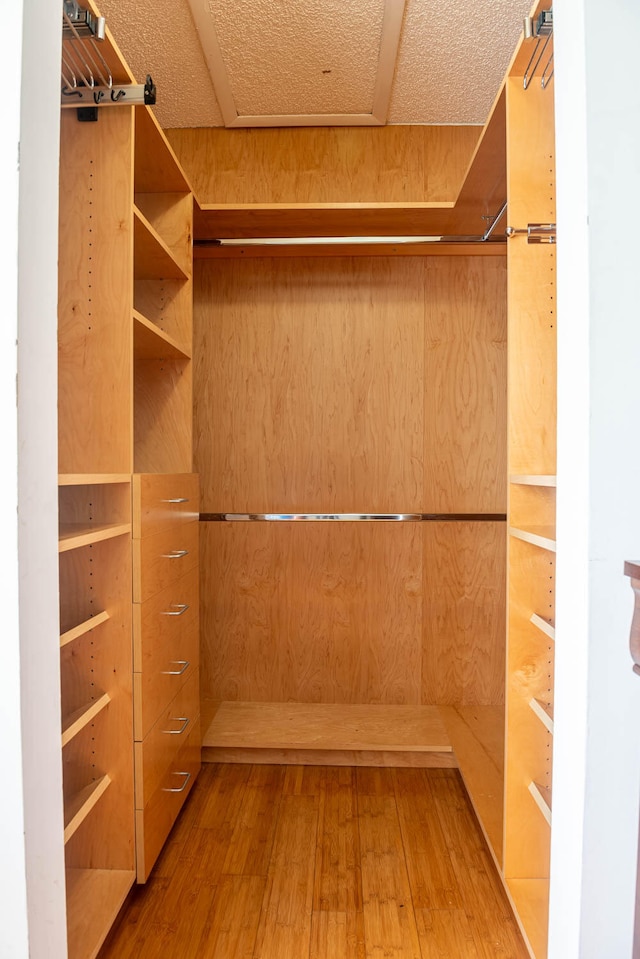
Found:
135,193 -> 193,279
438,705 -> 504,865
506,77 -> 557,477
134,669 -> 200,806
65,868 -> 134,959
133,206 -> 189,281
507,878 -> 550,959
64,775 -> 111,844
134,106 -> 192,194
201,748 -> 456,768
134,278 -> 193,350
132,519 -> 198,603
133,310 -> 191,362
62,693 -> 111,748
195,257 -> 424,513
199,521 -> 423,705
168,126 -> 479,207
99,764 -> 529,959
203,702 -> 452,752
422,522 -> 506,706
132,564 -> 199,739
60,610 -> 110,649
132,473 -> 199,537
135,716 -> 201,882
134,357 -> 193,474
195,241 -> 506,260
57,108 -> 133,475
424,256 -> 507,512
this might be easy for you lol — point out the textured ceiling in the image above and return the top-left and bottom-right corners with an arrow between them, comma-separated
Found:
97,0 -> 533,129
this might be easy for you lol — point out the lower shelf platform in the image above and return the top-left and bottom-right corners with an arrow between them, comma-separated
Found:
202,701 -> 455,767
507,877 -> 550,959
66,867 -> 135,959
438,704 -> 505,866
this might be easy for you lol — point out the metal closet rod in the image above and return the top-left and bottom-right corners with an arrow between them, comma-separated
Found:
200,513 -> 507,522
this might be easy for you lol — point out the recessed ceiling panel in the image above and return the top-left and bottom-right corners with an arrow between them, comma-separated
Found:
388,0 -> 532,123
210,0 -> 385,117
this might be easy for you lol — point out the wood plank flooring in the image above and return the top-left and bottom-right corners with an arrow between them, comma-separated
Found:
99,764 -> 529,959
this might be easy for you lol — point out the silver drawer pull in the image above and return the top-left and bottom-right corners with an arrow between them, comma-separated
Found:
162,660 -> 190,676
162,771 -> 191,793
162,549 -> 189,559
161,603 -> 190,616
162,717 -> 190,735
161,497 -> 189,504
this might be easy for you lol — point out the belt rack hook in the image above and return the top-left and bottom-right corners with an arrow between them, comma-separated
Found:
522,9 -> 553,90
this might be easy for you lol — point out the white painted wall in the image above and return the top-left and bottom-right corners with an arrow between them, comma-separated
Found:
0,1 -> 67,957
0,0 -> 30,952
552,1 -> 640,957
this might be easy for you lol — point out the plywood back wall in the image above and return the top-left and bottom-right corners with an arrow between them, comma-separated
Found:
167,126 -> 481,204
195,255 -> 507,705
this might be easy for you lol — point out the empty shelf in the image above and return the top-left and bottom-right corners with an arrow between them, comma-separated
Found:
133,309 -> 191,360
60,611 -> 110,649
64,774 -> 111,844
62,693 -> 111,748
134,206 -> 189,281
529,697 -> 554,735
65,867 -> 135,959
530,613 -> 555,641
528,781 -> 552,826
510,475 -> 557,487
509,526 -> 556,552
58,523 -> 131,552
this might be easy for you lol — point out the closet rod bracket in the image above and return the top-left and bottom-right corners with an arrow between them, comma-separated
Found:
506,223 -> 556,244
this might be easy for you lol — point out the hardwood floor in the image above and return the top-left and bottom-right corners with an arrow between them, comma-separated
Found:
99,764 -> 529,959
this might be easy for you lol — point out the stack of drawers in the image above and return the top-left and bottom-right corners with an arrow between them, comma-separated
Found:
132,474 -> 201,881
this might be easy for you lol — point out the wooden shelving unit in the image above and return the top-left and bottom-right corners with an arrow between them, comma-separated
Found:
504,10 -> 557,955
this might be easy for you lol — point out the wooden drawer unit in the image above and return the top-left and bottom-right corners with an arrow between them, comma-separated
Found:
133,564 -> 199,740
135,714 -> 201,882
132,473 -> 199,538
134,669 -> 200,808
132,520 -> 198,603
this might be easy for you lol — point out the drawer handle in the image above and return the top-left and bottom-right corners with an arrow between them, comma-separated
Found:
161,497 -> 189,504
162,717 -> 190,735
162,660 -> 190,676
162,549 -> 189,559
162,771 -> 191,793
161,603 -> 190,616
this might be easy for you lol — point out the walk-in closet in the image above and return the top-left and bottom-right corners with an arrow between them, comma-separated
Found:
36,0 -> 560,956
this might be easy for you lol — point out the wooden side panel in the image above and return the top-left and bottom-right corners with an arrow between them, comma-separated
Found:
167,126 -> 480,205
200,521 -> 423,705
195,257 -> 424,513
424,257 -> 507,512
507,78 -> 557,476
134,357 -> 193,474
422,522 -> 506,706
58,109 -> 133,474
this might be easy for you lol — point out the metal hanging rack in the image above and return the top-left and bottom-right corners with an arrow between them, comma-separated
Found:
60,1 -> 156,115
522,9 -> 554,90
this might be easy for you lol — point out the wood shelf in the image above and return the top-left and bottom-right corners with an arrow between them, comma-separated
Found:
530,612 -> 555,642
134,106 -> 192,194
62,693 -> 111,748
528,781 -> 552,827
134,206 -> 189,281
59,474 -> 131,486
60,611 -> 110,649
133,309 -> 191,361
509,526 -> 556,552
202,702 -> 454,766
58,522 -> 131,553
64,774 -> 111,844
65,867 -> 135,959
529,697 -> 554,735
507,878 -> 550,959
438,705 -> 504,866
510,475 -> 557,487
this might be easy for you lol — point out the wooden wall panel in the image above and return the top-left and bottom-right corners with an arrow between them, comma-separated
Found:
58,109 -> 133,475
195,257 -> 424,513
200,521 -> 423,705
424,257 -> 507,512
167,126 -> 480,205
422,522 -> 506,705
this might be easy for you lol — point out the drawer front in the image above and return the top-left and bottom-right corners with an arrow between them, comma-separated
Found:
133,521 -> 199,603
135,668 -> 200,808
135,716 -> 201,882
133,565 -> 199,739
133,473 -> 199,538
